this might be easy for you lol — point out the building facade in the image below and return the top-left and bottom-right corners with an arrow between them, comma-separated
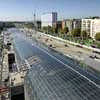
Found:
56,21 -> 62,30
73,19 -> 81,29
82,19 -> 100,38
41,12 -> 57,27
36,21 -> 41,29
62,19 -> 81,32
62,19 -> 73,31
0,22 -> 3,27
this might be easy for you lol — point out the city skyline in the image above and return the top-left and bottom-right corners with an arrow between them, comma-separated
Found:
0,0 -> 100,21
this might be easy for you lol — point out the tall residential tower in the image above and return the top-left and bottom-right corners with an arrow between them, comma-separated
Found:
41,12 -> 57,27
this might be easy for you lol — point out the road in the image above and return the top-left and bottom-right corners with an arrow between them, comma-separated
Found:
8,28 -> 100,99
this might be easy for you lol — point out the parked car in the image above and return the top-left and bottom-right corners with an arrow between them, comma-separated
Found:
91,45 -> 97,48
76,45 -> 83,48
65,44 -> 68,47
93,51 -> 100,55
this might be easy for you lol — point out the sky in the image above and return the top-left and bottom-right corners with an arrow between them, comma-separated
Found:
0,0 -> 100,21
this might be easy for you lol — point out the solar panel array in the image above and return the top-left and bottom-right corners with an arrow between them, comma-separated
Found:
11,29 -> 100,100
25,56 -> 100,100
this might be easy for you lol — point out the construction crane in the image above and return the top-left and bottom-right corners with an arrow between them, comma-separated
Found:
34,13 -> 37,34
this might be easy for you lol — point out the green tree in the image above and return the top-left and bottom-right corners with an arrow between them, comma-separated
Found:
59,29 -> 64,34
81,31 -> 88,39
42,26 -> 57,34
42,26 -> 48,33
95,32 -> 100,41
63,27 -> 69,34
47,26 -> 53,33
71,28 -> 81,37
24,23 -> 34,29
52,27 -> 57,33
42,26 -> 47,31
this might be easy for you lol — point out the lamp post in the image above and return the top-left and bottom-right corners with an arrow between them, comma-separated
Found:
34,13 -> 37,34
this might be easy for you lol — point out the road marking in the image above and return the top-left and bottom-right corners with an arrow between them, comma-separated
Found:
32,43 -> 100,89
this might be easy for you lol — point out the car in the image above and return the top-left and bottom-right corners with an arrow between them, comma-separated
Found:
93,51 -> 100,55
76,45 -> 83,48
94,55 -> 100,59
65,44 -> 68,47
91,45 -> 97,48
89,55 -> 100,59
49,44 -> 52,47
45,39 -> 48,42
89,55 -> 95,59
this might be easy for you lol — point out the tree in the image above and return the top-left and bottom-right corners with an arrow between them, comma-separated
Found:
81,31 -> 88,39
24,23 -> 34,29
59,29 -> 64,34
52,27 -> 57,33
47,26 -> 53,33
63,27 -> 69,34
71,28 -> 81,37
95,32 -> 100,41
42,26 -> 48,31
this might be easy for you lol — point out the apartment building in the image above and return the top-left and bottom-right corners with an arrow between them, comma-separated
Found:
41,12 -> 57,27
62,19 -> 73,31
82,19 -> 100,38
73,19 -> 81,29
62,19 -> 81,32
0,22 -> 3,27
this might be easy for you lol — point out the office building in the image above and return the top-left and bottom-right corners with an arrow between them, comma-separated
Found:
41,12 -> 57,27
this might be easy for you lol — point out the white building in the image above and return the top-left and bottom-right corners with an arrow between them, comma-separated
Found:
82,19 -> 100,38
41,12 -> 57,27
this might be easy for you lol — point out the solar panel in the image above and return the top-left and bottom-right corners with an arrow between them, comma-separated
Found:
11,29 -> 100,100
25,56 -> 100,100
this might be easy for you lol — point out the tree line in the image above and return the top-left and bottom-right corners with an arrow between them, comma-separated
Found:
41,26 -> 100,41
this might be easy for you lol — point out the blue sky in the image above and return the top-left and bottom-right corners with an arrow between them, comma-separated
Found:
0,0 -> 100,21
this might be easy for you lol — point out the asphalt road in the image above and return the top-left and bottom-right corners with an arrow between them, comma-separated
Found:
8,28 -> 100,100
